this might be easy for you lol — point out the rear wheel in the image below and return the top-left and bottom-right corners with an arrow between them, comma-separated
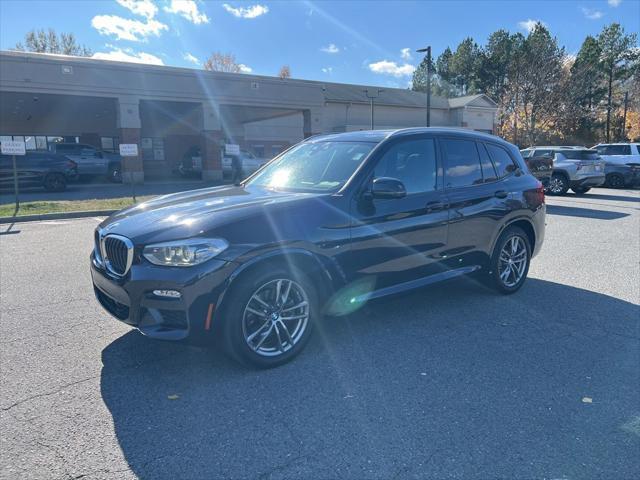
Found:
486,226 -> 531,294
221,266 -> 317,368
606,173 -> 625,189
571,186 -> 591,194
43,173 -> 67,192
546,173 -> 569,196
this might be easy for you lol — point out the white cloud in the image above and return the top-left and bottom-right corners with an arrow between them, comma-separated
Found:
518,19 -> 546,33
116,0 -> 157,19
183,52 -> 200,65
608,0 -> 621,7
320,43 -> 340,54
582,7 -> 604,19
238,64 -> 252,73
400,48 -> 412,60
368,60 -> 415,78
222,4 -> 269,19
91,15 -> 168,41
92,47 -> 164,65
321,67 -> 333,74
164,0 -> 210,24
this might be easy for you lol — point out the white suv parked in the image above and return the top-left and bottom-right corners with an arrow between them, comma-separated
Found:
593,143 -> 640,165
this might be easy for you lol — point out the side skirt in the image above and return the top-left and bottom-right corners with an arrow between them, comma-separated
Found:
351,265 -> 481,303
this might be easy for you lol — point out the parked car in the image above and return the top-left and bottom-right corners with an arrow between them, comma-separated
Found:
90,128 -> 545,368
222,150 -> 266,178
593,143 -> 640,165
522,147 -> 605,195
0,151 -> 77,192
48,143 -> 121,182
592,143 -> 640,188
519,148 -> 554,187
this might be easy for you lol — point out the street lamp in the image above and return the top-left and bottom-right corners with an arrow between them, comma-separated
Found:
416,46 -> 432,127
363,89 -> 384,130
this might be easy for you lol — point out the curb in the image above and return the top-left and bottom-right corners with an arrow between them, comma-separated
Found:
0,210 -> 115,225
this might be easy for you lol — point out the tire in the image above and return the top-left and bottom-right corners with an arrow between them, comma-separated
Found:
546,173 -> 569,196
486,226 -> 531,294
108,164 -> 122,183
220,265 -> 318,368
43,173 -> 67,192
571,186 -> 591,194
606,173 -> 625,189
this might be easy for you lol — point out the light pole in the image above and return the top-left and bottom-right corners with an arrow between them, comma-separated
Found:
416,46 -> 432,127
364,89 -> 383,129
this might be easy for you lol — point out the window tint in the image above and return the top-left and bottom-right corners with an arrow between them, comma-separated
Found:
520,149 -> 533,158
374,138 -> 437,194
598,145 -> 631,155
561,149 -> 599,160
441,138 -> 483,188
478,143 -> 498,182
81,147 -> 96,156
486,143 -> 517,178
533,149 -> 552,157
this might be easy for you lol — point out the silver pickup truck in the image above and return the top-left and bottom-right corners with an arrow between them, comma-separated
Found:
48,143 -> 122,182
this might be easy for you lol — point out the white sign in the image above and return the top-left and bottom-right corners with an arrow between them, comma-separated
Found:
119,143 -> 139,157
225,144 -> 240,155
1,140 -> 26,156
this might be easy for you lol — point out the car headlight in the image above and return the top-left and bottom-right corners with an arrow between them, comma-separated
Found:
142,238 -> 228,267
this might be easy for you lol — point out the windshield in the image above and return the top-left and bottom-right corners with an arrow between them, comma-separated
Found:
246,141 -> 375,192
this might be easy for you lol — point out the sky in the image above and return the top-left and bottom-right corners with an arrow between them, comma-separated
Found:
0,0 -> 638,89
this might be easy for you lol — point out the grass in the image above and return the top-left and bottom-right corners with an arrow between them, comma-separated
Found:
0,196 -> 154,218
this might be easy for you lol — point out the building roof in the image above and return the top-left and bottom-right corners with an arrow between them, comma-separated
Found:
322,83 -> 450,109
447,94 -> 498,109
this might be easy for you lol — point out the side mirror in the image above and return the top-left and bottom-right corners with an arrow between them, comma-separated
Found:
371,177 -> 407,199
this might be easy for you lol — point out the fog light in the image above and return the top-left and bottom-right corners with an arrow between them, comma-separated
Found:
153,289 -> 181,298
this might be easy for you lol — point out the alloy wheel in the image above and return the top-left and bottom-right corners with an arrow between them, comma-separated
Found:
242,279 -> 310,357
498,236 -> 528,288
548,177 -> 564,195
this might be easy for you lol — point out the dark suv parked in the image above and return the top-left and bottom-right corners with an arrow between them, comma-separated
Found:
0,152 -> 77,192
91,129 -> 545,368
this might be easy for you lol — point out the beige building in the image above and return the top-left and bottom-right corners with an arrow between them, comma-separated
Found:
0,51 -> 498,182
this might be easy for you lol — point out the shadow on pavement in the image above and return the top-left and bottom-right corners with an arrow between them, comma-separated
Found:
546,204 -> 630,220
100,278 -> 639,479
578,191 -> 640,203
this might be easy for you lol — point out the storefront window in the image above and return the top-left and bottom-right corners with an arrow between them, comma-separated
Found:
101,137 -> 114,151
36,136 -> 47,150
25,136 -> 36,150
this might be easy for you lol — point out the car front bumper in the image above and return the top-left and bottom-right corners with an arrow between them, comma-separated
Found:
90,252 -> 237,343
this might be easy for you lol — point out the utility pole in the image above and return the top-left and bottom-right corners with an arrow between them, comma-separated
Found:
416,46 -> 432,126
363,89 -> 383,129
622,91 -> 629,141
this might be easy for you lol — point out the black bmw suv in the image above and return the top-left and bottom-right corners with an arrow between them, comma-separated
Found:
91,128 -> 545,368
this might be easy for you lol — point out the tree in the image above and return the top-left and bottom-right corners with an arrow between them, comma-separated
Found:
14,29 -> 91,56
278,65 -> 291,79
411,48 -> 456,97
597,23 -> 639,142
203,52 -> 243,73
449,38 -> 482,95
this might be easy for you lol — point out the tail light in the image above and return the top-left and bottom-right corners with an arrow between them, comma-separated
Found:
536,180 -> 545,204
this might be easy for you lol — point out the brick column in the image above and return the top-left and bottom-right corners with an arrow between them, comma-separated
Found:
303,108 -> 323,138
120,127 -> 143,184
202,130 -> 223,181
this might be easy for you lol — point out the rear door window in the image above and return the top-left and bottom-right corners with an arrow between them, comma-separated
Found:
597,145 -> 631,155
441,138 -> 483,188
486,143 -> 518,178
561,150 -> 599,160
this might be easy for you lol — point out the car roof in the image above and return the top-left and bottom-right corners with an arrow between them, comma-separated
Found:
306,127 -> 506,145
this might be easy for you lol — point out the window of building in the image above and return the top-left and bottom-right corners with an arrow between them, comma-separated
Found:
441,138 -> 483,188
485,143 -> 517,178
101,137 -> 115,151
252,145 -> 265,158
36,136 -> 47,150
374,138 -> 437,194
24,136 -> 36,150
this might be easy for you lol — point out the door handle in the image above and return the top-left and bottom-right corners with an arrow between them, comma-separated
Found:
425,201 -> 446,212
494,190 -> 508,199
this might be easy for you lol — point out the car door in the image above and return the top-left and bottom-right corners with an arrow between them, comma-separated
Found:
79,146 -> 102,175
348,135 -> 449,292
440,138 -> 515,267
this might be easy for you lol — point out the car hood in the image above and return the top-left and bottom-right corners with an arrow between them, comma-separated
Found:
99,184 -> 325,244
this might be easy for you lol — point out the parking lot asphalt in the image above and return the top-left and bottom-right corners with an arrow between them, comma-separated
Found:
1,188 -> 639,480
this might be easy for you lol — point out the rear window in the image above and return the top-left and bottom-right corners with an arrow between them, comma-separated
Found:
561,149 -> 599,160
486,143 -> 517,178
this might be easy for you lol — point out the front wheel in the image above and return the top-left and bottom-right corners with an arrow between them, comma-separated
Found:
221,266 -> 317,368
606,173 -> 625,189
571,186 -> 591,194
546,173 -> 569,196
486,226 -> 531,294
